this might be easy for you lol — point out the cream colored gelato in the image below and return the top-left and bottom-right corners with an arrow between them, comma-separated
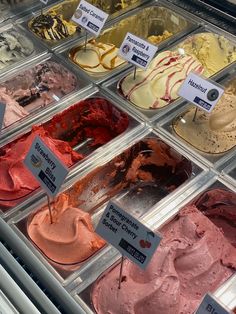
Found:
173,86 -> 236,154
177,32 -> 236,77
119,51 -> 204,109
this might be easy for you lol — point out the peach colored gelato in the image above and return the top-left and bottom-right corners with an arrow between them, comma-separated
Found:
28,194 -> 105,264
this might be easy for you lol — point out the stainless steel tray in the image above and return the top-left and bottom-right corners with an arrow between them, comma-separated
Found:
72,175 -> 236,314
102,22 -> 236,122
0,22 -> 47,78
56,0 -> 199,84
155,64 -> 236,169
0,52 -> 91,143
7,128 -> 206,286
0,86 -> 144,219
19,0 -> 145,51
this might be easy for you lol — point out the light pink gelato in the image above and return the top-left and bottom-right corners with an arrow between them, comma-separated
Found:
92,205 -> 236,314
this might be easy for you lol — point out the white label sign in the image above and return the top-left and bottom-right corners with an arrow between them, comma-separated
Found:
71,0 -> 108,36
196,293 -> 231,314
0,102 -> 6,130
96,201 -> 162,269
40,0 -> 48,4
118,32 -> 158,70
24,136 -> 69,197
178,72 -> 224,113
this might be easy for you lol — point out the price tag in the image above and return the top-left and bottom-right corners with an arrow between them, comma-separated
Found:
96,201 -> 162,269
40,0 -> 48,4
0,102 -> 6,130
71,0 -> 108,36
178,72 -> 224,113
196,293 -> 231,314
24,136 -> 69,197
118,32 -> 158,70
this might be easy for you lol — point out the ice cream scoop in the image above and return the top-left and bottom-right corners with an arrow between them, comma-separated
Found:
27,193 -> 105,264
92,205 -> 236,314
0,29 -> 34,69
0,126 -> 83,210
173,87 -> 236,153
119,50 -> 204,109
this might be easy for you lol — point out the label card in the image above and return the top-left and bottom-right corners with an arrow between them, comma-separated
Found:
24,136 -> 69,197
71,0 -> 108,36
178,72 -> 224,113
196,293 -> 231,314
118,32 -> 158,70
40,0 -> 49,4
96,201 -> 162,269
0,102 -> 6,131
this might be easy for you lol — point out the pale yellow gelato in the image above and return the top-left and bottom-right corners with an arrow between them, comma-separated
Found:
119,51 -> 204,109
173,86 -> 236,153
177,33 -> 236,77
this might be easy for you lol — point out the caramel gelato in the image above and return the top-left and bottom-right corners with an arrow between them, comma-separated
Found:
69,40 -> 125,73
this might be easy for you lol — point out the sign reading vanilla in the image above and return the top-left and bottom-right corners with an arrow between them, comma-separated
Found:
24,136 -> 69,196
196,293 -> 231,314
96,201 -> 162,269
118,32 -> 158,70
0,102 -> 6,131
72,0 -> 108,36
178,72 -> 224,113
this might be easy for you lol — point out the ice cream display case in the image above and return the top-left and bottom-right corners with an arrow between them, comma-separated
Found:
57,0 -> 199,83
19,0 -> 144,51
0,0 -> 235,313
102,23 -> 236,122
0,86 -> 144,219
7,127 -> 207,286
0,52 -> 92,142
155,64 -> 236,169
71,176 -> 236,314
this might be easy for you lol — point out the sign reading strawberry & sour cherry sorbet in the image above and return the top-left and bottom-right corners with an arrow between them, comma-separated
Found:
178,72 -> 224,113
24,136 -> 69,197
118,32 -> 158,70
0,102 -> 6,131
72,0 -> 108,36
96,201 -> 162,269
196,293 -> 232,314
